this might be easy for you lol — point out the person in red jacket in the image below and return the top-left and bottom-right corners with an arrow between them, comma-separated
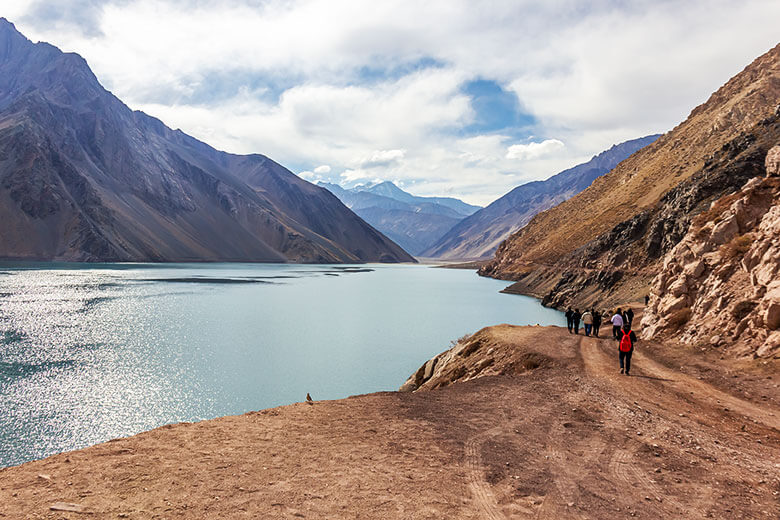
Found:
616,324 -> 637,375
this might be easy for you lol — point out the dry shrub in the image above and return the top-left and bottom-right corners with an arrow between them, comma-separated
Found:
732,300 -> 756,322
720,233 -> 753,260
668,307 -> 692,330
450,333 -> 472,349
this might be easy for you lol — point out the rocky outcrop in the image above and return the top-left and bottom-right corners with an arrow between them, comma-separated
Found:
641,147 -> 780,358
399,325 -> 553,392
767,144 -> 780,176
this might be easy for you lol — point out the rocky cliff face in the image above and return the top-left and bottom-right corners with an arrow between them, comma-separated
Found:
423,135 -> 659,260
641,146 -> 780,359
480,43 -> 780,311
0,19 -> 414,263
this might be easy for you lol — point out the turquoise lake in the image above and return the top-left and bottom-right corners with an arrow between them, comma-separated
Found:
0,263 -> 564,467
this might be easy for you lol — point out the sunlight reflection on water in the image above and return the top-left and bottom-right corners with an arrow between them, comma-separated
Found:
0,263 -> 564,467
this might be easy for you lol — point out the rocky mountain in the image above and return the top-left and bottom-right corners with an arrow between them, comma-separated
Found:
318,181 -> 480,256
480,43 -> 780,317
0,19 -> 414,263
641,146 -> 780,358
422,135 -> 659,260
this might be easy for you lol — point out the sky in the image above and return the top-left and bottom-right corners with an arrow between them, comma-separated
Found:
2,1 -> 779,205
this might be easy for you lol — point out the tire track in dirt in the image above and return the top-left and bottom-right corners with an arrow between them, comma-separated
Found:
608,446 -> 669,517
534,445 -> 588,520
581,335 -> 780,431
464,426 -> 506,520
632,350 -> 780,431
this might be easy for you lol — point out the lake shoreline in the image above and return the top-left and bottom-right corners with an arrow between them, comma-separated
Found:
2,324 -> 779,518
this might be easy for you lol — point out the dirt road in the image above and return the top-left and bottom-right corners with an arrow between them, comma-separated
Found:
1,326 -> 778,519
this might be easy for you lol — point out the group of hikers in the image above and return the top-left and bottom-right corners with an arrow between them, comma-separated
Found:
565,306 -> 637,376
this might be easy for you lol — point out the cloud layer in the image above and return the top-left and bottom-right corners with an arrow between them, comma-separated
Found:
3,0 -> 779,204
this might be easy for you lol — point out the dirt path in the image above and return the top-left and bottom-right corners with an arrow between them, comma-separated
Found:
1,326 -> 779,519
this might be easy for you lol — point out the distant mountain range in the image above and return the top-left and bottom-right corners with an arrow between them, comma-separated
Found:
422,135 -> 660,259
317,181 -> 480,255
0,19 -> 413,263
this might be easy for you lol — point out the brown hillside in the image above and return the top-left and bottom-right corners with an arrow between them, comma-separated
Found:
481,43 -> 780,289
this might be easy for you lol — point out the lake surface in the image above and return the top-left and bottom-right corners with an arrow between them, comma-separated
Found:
0,262 -> 563,467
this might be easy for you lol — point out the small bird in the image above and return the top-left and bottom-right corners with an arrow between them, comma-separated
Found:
306,393 -> 313,405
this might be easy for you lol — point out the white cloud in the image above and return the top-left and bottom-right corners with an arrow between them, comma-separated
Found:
313,164 -> 331,174
5,0 -> 780,205
506,139 -> 565,160
357,149 -> 406,169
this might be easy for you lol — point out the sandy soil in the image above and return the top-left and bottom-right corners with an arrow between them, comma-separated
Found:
1,326 -> 779,519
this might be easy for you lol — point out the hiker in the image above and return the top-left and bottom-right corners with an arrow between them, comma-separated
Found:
611,309 -> 624,339
592,309 -> 602,338
626,308 -> 635,328
565,307 -> 574,333
572,308 -> 582,334
644,295 -> 650,306
616,323 -> 637,375
582,309 -> 593,336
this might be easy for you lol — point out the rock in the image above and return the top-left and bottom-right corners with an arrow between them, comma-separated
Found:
398,379 -> 416,393
50,502 -> 85,513
766,145 -> 780,177
684,260 -> 706,278
662,295 -> 689,314
757,332 -> 780,357
710,216 -> 739,245
710,335 -> 721,346
423,357 -> 438,380
669,278 -> 688,297
762,303 -> 780,330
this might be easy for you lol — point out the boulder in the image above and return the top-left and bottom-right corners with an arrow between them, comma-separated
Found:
756,331 -> 780,357
766,302 -> 780,330
398,379 -> 416,393
662,295 -> 689,314
766,145 -> 780,177
669,278 -> 688,297
710,215 -> 739,245
684,260 -> 706,278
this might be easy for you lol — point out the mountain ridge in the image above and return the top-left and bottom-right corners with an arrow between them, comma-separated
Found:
317,180 -> 479,255
422,134 -> 660,260
0,19 -> 414,263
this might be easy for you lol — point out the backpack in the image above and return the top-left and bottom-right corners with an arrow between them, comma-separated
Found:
619,331 -> 633,352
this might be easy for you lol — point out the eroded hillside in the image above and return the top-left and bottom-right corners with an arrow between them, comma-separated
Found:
480,43 -> 780,312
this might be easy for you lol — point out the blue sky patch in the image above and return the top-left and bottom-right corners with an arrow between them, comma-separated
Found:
355,56 -> 447,85
460,79 -> 535,138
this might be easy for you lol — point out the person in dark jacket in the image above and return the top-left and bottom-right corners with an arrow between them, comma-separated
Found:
616,324 -> 637,375
626,308 -> 635,328
644,295 -> 650,306
565,307 -> 574,333
592,309 -> 602,338
572,309 -> 582,335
